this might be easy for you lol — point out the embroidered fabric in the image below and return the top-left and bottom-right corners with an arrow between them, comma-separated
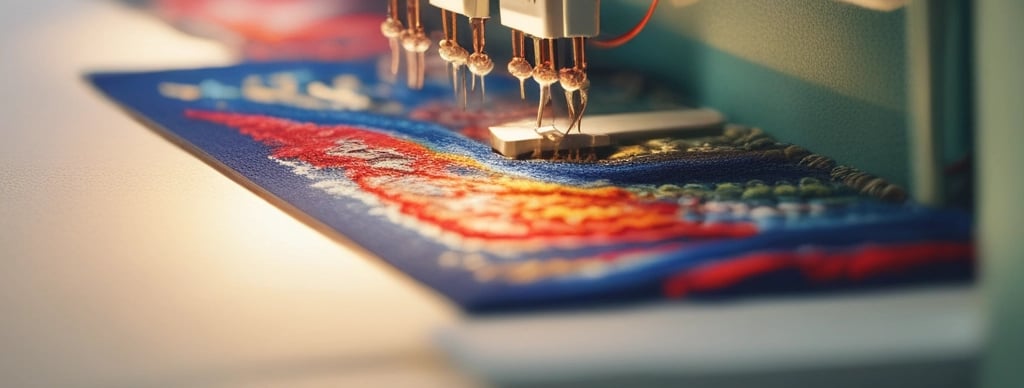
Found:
89,60 -> 972,311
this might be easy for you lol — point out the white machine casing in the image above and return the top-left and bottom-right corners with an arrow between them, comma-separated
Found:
498,0 -> 600,38
429,0 -> 491,18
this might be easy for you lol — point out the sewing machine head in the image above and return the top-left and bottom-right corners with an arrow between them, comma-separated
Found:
382,0 -> 603,142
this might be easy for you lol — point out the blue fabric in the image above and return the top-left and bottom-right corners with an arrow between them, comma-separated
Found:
88,59 -> 973,312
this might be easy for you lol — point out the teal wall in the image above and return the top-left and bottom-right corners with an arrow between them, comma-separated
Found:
593,0 -> 910,186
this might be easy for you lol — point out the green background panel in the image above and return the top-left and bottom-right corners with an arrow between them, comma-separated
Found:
592,0 -> 909,186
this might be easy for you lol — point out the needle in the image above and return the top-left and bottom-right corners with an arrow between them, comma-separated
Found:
400,0 -> 430,89
507,29 -> 531,100
438,9 -> 469,105
380,0 -> 403,77
531,37 -> 558,129
560,37 -> 589,134
467,17 -> 494,104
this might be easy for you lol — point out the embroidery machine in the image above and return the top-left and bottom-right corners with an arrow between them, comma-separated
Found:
376,0 -> 971,206
380,0 -> 729,160
6,1 -> 1022,388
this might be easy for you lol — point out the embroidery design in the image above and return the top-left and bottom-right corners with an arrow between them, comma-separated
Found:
89,60 -> 972,311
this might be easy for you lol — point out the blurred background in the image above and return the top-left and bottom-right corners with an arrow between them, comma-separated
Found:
0,0 -> 1020,387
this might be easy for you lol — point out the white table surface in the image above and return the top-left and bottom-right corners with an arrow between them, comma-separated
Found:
0,2 -> 476,387
0,2 -> 982,387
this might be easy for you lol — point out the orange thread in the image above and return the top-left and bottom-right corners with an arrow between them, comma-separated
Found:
187,110 -> 758,245
591,0 -> 659,49
663,242 -> 973,298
